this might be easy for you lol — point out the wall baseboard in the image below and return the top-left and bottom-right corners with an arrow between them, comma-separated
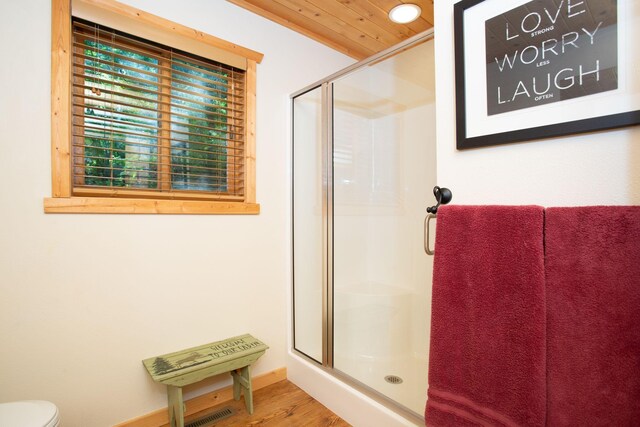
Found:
114,367 -> 287,427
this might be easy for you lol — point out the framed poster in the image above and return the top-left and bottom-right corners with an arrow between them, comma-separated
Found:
454,0 -> 640,149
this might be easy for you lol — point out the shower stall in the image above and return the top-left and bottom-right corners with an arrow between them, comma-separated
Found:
292,31 -> 436,420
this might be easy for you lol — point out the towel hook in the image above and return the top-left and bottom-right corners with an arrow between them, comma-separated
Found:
424,186 -> 452,255
427,186 -> 453,215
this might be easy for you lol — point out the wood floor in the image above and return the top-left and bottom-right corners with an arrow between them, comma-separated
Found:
184,380 -> 351,426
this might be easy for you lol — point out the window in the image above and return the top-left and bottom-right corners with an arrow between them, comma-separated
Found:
72,19 -> 246,199
46,0 -> 261,214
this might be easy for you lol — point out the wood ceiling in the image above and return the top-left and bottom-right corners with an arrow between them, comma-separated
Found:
227,0 -> 434,60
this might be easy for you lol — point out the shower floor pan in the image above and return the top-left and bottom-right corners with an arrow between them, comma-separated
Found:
333,353 -> 428,415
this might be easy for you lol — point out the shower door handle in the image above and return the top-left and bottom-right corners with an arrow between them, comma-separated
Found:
424,214 -> 436,255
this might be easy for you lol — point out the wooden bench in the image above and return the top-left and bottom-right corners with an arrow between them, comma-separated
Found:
142,334 -> 268,427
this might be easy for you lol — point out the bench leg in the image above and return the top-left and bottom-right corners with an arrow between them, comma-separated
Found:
241,365 -> 253,414
233,369 -> 241,402
167,385 -> 185,427
231,366 -> 254,414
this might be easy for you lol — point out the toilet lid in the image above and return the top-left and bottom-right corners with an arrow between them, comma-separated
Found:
0,400 -> 59,427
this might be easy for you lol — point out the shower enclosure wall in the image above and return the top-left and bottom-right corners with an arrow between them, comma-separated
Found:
292,32 -> 436,420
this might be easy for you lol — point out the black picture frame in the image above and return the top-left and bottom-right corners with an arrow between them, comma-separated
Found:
454,0 -> 640,150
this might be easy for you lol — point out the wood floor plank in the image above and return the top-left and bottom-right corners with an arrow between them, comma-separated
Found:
185,380 -> 351,426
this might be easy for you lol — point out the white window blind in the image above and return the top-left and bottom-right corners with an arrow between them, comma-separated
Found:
72,18 -> 246,199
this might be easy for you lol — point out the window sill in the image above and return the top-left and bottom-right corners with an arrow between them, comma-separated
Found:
43,197 -> 260,215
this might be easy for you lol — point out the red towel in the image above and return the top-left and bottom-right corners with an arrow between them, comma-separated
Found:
545,207 -> 640,426
425,205 -> 546,427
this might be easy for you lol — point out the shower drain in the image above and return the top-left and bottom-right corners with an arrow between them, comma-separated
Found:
384,375 -> 403,384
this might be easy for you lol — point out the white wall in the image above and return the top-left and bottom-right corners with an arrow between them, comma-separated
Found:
0,1 -> 352,426
435,1 -> 640,206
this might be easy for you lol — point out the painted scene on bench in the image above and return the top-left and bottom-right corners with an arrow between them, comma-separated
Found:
147,335 -> 267,377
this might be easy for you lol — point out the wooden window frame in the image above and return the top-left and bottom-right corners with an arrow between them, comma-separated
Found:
46,0 -> 262,214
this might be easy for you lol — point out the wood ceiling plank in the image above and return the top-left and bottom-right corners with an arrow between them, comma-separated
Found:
306,0 -> 404,48
404,0 -> 434,26
228,0 -> 370,59
273,0 -> 388,54
336,0 -> 416,40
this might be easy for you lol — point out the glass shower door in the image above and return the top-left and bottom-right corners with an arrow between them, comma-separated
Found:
331,40 -> 436,414
292,86 -> 324,363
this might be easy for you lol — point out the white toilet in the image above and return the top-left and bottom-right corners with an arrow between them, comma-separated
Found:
0,400 -> 59,427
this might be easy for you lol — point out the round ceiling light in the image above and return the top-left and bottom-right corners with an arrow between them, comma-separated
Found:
388,4 -> 422,24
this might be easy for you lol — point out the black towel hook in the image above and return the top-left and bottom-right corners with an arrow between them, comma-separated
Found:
426,186 -> 453,215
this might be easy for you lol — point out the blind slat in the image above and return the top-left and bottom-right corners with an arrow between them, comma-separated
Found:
74,96 -> 243,130
73,177 -> 244,196
73,83 -> 245,123
73,56 -> 245,103
73,103 -> 245,139
73,112 -> 243,141
72,186 -> 246,201
73,168 -> 244,185
72,178 -> 245,192
74,120 -> 245,144
72,39 -> 245,88
72,137 -> 246,157
73,144 -> 243,165
74,159 -> 245,178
